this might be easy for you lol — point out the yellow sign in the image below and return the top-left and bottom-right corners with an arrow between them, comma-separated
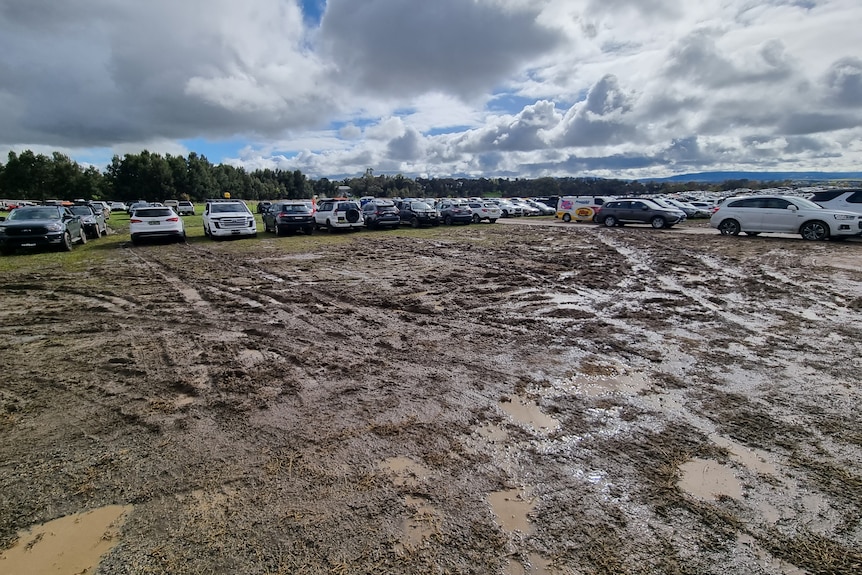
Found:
576,207 -> 593,217
223,192 -> 231,199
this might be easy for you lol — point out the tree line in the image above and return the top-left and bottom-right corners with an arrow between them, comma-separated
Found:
0,149 -> 792,204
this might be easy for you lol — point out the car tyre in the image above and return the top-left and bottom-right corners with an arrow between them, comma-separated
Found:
800,220 -> 829,241
603,215 -> 617,227
650,216 -> 666,229
411,217 -> 419,228
489,218 -> 497,224
717,219 -> 741,236
472,214 -> 480,224
78,229 -> 87,245
61,231 -> 73,251
562,213 -> 572,222
444,215 -> 452,225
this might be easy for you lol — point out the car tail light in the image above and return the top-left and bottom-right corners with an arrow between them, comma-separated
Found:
166,217 -> 179,222
130,218 -> 142,223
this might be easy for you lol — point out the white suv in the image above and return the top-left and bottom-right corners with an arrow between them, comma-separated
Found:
314,199 -> 364,231
809,189 -> 862,216
203,200 -> 257,238
710,195 -> 862,240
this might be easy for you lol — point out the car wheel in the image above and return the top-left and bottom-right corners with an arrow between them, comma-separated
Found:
411,217 -> 419,228
304,225 -> 315,235
275,224 -> 283,237
203,225 -> 210,237
61,231 -> 73,251
603,215 -> 617,227
78,229 -> 87,245
472,214 -> 480,224
800,220 -> 829,241
562,213 -> 572,222
489,218 -> 497,224
745,232 -> 760,237
444,215 -> 452,225
346,208 -> 361,223
717,219 -> 741,236
650,216 -> 666,229
326,220 -> 334,231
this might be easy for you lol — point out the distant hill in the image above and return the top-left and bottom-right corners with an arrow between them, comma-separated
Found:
644,171 -> 862,184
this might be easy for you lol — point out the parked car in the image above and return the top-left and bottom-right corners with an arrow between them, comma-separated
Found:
437,199 -> 474,225
0,205 -> 87,254
492,199 -> 522,218
809,189 -> 862,215
262,201 -> 315,235
555,196 -> 614,222
509,198 -> 541,216
649,198 -> 687,222
68,204 -> 107,239
361,199 -> 401,229
130,206 -> 186,244
203,200 -> 257,239
710,195 -> 862,240
397,200 -> 440,227
127,201 -> 151,215
596,199 -> 684,229
663,198 -> 710,218
525,198 -> 555,216
109,201 -> 127,211
257,201 -> 272,214
88,201 -> 111,219
314,199 -> 364,231
164,200 -> 180,210
466,200 -> 501,223
177,201 -> 195,216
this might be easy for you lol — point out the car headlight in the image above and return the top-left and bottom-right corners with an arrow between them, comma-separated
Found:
46,223 -> 63,232
833,214 -> 856,220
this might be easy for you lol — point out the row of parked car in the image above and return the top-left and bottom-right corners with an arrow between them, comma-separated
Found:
557,190 -> 862,240
0,202 -> 108,254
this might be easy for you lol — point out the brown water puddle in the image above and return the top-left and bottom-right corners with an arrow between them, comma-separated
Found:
0,504 -> 132,574
393,495 -> 442,554
499,397 -> 559,434
678,458 -> 743,500
489,488 -> 534,533
381,456 -> 432,488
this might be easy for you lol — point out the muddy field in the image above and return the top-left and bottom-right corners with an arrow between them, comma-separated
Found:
0,219 -> 860,575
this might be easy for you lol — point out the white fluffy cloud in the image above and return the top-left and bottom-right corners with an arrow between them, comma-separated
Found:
1,0 -> 861,179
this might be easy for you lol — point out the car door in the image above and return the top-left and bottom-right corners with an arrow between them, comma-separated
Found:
628,201 -> 652,224
759,197 -> 798,233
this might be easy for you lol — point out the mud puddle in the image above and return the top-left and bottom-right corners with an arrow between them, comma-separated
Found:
0,505 -> 132,575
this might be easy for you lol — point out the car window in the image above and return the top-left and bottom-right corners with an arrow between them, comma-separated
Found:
809,190 -> 844,202
763,198 -> 791,209
337,202 -> 358,210
847,191 -> 862,203
728,198 -> 765,208
320,202 -> 333,211
136,208 -> 173,217
411,201 -> 431,210
282,204 -> 311,213
69,206 -> 94,215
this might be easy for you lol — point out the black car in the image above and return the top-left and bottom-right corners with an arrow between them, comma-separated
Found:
595,199 -> 684,229
262,201 -> 315,235
257,201 -> 272,214
396,200 -> 440,228
362,199 -> 401,229
0,205 -> 88,254
436,199 -> 473,225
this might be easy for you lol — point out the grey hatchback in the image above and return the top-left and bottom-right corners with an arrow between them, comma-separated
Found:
596,198 -> 684,229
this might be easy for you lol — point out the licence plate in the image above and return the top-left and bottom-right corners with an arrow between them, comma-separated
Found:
148,221 -> 160,225
21,243 -> 37,247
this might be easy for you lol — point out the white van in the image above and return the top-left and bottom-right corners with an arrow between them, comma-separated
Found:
556,196 -> 614,222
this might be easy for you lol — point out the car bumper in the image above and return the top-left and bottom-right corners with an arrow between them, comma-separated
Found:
0,233 -> 66,248
209,226 -> 257,236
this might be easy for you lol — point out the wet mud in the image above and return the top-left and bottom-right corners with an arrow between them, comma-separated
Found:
0,221 -> 860,574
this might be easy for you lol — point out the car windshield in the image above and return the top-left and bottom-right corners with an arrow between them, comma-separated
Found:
211,203 -> 247,213
281,204 -> 311,213
69,206 -> 94,216
411,201 -> 431,210
135,208 -> 173,217
8,207 -> 61,220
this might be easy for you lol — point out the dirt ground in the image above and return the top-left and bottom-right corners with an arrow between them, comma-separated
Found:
0,219 -> 860,575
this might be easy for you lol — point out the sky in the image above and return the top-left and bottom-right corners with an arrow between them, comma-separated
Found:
1,0 -> 861,180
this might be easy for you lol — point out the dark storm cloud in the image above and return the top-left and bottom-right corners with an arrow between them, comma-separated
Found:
318,0 -> 565,99
824,57 -> 862,107
387,128 -> 423,160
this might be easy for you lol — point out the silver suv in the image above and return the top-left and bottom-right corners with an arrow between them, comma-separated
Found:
203,200 -> 257,238
809,189 -> 862,216
710,195 -> 862,240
